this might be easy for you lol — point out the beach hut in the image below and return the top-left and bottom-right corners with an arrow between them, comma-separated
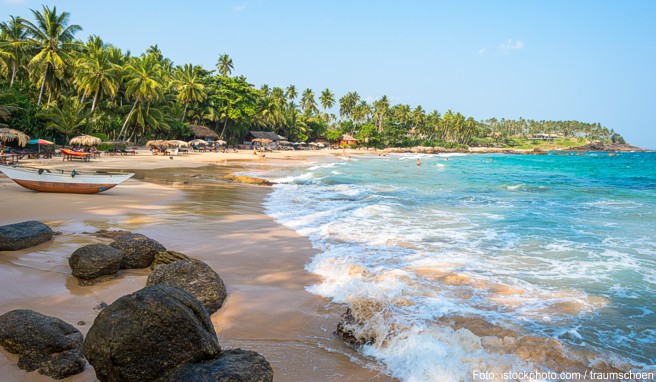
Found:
0,128 -> 29,148
339,134 -> 359,146
187,124 -> 220,140
247,131 -> 281,148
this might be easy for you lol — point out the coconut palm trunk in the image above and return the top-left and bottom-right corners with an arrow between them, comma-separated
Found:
118,99 -> 139,140
37,70 -> 47,105
10,63 -> 17,86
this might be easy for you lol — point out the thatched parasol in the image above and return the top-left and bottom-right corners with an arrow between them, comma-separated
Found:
0,128 -> 29,147
146,140 -> 166,147
278,140 -> 291,145
187,125 -> 219,139
69,135 -> 101,146
164,140 -> 189,148
217,140 -> 227,145
188,139 -> 208,146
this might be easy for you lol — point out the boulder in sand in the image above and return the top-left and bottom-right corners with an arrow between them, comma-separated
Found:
0,309 -> 85,379
83,284 -> 220,382
68,244 -> 122,285
109,233 -> 165,269
147,258 -> 227,314
0,220 -> 53,250
158,349 -> 273,382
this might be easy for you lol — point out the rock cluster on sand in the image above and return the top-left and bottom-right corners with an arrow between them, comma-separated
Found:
68,244 -> 122,286
110,233 -> 166,269
0,310 -> 85,379
147,259 -> 227,314
84,285 -> 221,382
0,220 -> 53,250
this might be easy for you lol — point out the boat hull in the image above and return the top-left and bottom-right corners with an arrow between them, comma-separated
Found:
0,167 -> 134,194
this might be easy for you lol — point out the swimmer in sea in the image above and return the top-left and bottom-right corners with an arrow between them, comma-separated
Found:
416,159 -> 421,166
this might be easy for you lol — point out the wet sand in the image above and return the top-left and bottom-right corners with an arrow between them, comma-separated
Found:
0,160 -> 394,381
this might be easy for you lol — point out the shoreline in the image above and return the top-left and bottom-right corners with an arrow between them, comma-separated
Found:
0,152 -> 395,381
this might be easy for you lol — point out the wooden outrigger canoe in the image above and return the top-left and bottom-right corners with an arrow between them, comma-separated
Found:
0,166 -> 134,194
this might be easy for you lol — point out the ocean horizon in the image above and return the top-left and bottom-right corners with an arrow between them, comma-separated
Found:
256,152 -> 656,381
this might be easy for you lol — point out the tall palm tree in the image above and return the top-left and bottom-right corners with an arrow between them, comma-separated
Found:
20,5 -> 81,105
216,53 -> 233,77
286,84 -> 297,102
172,63 -> 206,122
319,88 -> 335,113
118,54 -> 163,140
373,95 -> 389,133
339,91 -> 359,121
74,36 -> 119,112
0,16 -> 29,86
300,88 -> 317,116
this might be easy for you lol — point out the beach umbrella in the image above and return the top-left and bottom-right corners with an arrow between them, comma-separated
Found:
146,140 -> 166,147
69,135 -> 101,146
188,139 -> 208,146
217,140 -> 227,145
164,140 -> 189,148
27,138 -> 54,153
299,142 -> 307,145
308,142 -> 318,146
279,140 -> 291,145
0,128 -> 29,147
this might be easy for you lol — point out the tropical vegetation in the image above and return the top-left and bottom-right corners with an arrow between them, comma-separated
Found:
0,6 -> 625,148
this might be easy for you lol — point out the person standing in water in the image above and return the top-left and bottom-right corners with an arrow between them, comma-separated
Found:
416,159 -> 421,166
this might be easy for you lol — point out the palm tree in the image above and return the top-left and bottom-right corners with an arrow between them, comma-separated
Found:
0,16 -> 29,86
286,85 -> 297,102
173,63 -> 206,122
216,53 -> 233,77
373,95 -> 389,133
339,91 -> 359,121
37,96 -> 89,140
319,88 -> 335,112
20,5 -> 81,105
117,54 -> 163,140
300,88 -> 317,116
73,36 -> 119,112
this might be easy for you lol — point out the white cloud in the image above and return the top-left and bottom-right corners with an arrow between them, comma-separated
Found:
499,38 -> 524,51
233,3 -> 247,12
478,48 -> 487,56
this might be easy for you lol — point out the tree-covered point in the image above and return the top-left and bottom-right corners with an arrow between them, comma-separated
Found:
0,5 -> 624,147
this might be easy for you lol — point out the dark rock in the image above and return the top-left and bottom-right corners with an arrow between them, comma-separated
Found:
158,349 -> 273,382
221,174 -> 273,186
83,284 -> 220,382
84,230 -> 132,239
109,233 -> 166,269
335,308 -> 374,347
0,310 -> 85,379
564,142 -> 648,152
150,250 -> 192,269
147,259 -> 227,314
0,221 -> 53,251
68,244 -> 122,286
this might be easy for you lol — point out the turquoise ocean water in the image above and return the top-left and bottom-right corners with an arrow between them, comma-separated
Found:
257,152 -> 655,381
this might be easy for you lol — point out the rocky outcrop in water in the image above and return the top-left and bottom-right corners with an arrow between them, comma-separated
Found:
83,284 -> 220,382
563,142 -> 647,152
69,244 -> 122,286
157,349 -> 273,382
147,259 -> 227,314
110,233 -> 166,269
0,220 -> 53,250
0,310 -> 85,379
221,174 -> 273,186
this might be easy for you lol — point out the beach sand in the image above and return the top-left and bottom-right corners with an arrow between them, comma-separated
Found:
0,150 -> 394,381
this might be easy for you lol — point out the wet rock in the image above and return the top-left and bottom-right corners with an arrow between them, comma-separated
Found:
0,310 -> 85,379
147,259 -> 227,314
158,349 -> 273,382
84,229 -> 132,239
221,174 -> 273,186
110,233 -> 166,269
150,250 -> 191,269
336,308 -> 373,347
83,284 -> 220,382
68,244 -> 122,286
0,221 -> 53,250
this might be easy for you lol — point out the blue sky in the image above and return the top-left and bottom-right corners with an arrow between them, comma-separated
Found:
2,0 -> 655,148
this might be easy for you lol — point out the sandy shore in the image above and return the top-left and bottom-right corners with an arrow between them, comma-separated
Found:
0,150 -> 394,381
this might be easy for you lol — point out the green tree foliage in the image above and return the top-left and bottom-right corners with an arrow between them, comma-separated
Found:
0,7 -> 619,147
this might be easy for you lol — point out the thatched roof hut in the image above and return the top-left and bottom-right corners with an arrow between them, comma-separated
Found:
0,128 -> 29,147
187,125 -> 219,139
